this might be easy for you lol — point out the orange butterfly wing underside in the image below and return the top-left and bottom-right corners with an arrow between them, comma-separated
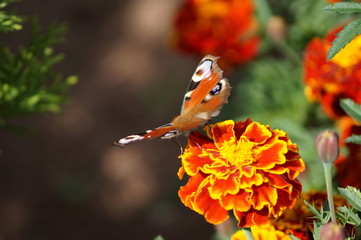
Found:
182,71 -> 222,111
171,55 -> 230,131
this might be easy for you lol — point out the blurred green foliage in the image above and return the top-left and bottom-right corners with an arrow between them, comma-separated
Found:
0,0 -> 77,134
0,0 -> 22,32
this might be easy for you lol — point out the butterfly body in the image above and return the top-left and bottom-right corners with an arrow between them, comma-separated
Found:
114,55 -> 231,147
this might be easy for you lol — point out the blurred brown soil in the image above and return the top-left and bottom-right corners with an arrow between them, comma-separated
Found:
0,0 -> 214,239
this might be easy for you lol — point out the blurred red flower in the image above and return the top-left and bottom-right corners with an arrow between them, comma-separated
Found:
170,0 -> 260,67
178,119 -> 305,228
335,117 -> 361,189
303,26 -> 361,119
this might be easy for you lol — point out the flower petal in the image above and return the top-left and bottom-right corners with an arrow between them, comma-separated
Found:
233,118 -> 254,139
243,122 -> 272,144
238,171 -> 265,188
188,131 -> 215,149
235,208 -> 269,228
220,190 -> 252,212
178,173 -> 207,207
205,120 -> 236,146
253,140 -> 288,169
209,173 -> 240,199
181,150 -> 214,176
250,185 -> 278,210
192,183 -> 229,224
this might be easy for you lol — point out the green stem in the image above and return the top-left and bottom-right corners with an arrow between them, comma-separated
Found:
323,162 -> 336,223
275,41 -> 302,66
242,227 -> 254,240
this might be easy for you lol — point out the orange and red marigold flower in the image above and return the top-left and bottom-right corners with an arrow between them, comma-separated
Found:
178,119 -> 306,228
303,26 -> 361,120
171,0 -> 260,67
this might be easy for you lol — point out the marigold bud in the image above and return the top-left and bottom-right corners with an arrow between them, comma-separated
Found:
316,130 -> 339,163
319,222 -> 344,240
266,16 -> 286,43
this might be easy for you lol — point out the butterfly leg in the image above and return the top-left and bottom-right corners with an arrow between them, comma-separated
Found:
187,132 -> 207,151
171,138 -> 184,155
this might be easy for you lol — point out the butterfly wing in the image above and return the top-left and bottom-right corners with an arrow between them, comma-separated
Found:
171,55 -> 231,131
114,55 -> 231,147
114,123 -> 181,147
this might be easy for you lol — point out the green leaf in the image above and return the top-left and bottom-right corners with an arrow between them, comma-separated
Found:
327,18 -> 361,60
289,234 -> 301,240
212,233 -> 230,240
340,98 -> 361,123
253,0 -> 272,29
324,2 -> 361,13
304,200 -> 324,220
338,186 -> 361,212
345,134 -> 361,144
312,221 -> 321,240
66,75 -> 78,85
154,235 -> 164,240
338,206 -> 361,226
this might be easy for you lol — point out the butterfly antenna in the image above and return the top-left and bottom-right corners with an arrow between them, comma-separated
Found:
172,138 -> 183,155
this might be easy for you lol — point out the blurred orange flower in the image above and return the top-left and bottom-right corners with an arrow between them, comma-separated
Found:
269,190 -> 348,240
303,26 -> 361,119
231,224 -> 290,240
171,0 -> 260,67
178,119 -> 305,228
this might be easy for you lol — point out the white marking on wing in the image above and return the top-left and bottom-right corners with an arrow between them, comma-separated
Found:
203,93 -> 213,102
211,109 -> 220,117
118,135 -> 144,145
161,130 -> 181,139
195,112 -> 210,120
219,79 -> 226,90
192,60 -> 212,82
184,91 -> 193,99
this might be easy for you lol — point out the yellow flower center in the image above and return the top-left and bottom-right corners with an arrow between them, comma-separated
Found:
218,136 -> 255,168
332,35 -> 361,68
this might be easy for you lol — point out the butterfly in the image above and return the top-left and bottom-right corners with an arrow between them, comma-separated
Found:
114,55 -> 231,147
